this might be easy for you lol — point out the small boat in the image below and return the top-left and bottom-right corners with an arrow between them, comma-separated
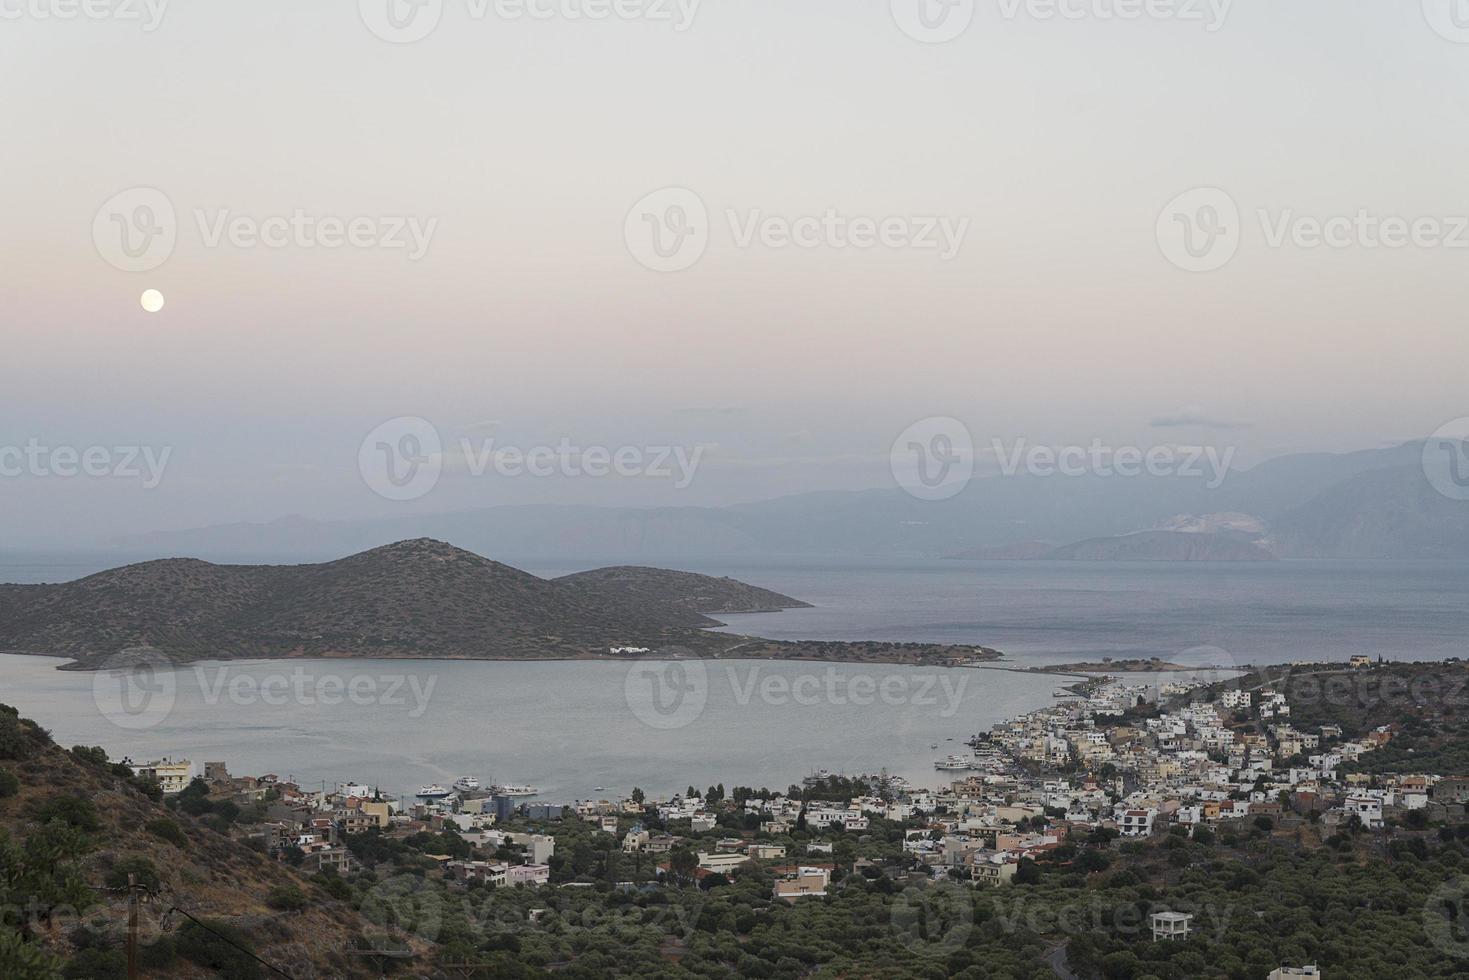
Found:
930,743 -> 938,749
594,786 -> 604,792
491,784 -> 540,798
417,785 -> 452,799
452,776 -> 480,793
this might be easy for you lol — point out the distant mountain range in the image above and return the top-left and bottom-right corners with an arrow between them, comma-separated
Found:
0,540 -> 809,668
105,440 -> 1469,562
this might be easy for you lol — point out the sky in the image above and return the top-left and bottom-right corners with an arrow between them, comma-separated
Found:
3,0 -> 1469,546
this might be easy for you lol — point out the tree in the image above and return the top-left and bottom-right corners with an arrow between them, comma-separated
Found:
0,930 -> 62,980
668,847 -> 699,886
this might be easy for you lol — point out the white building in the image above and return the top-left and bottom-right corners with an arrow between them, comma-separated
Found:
773,867 -> 831,901
1343,795 -> 1384,830
131,758 -> 192,794
1151,912 -> 1193,942
1118,808 -> 1156,837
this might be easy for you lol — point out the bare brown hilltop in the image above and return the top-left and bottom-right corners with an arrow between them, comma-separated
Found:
0,540 -> 822,669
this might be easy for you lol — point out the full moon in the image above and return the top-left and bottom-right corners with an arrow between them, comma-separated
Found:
140,289 -> 165,313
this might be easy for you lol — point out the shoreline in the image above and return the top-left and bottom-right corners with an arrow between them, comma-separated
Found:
25,638 -> 1007,673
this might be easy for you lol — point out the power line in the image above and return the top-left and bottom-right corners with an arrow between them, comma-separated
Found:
112,881 -> 297,980
160,902 -> 296,980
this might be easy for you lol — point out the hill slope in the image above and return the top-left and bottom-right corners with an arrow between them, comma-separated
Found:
0,704 -> 402,978
554,566 -> 809,627
0,540 -> 807,668
1043,530 -> 1277,561
1267,464 -> 1469,558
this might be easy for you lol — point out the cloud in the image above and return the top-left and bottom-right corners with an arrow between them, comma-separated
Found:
1150,406 -> 1250,430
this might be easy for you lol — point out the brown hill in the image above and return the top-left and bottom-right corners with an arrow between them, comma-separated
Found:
0,703 -> 406,978
0,540 -> 810,669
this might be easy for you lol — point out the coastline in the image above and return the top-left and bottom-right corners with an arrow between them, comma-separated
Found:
36,637 -> 1007,672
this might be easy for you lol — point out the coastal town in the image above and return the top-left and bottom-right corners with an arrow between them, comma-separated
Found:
95,655 -> 1469,978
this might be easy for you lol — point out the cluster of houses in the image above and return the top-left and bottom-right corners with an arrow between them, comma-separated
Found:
973,670 -> 1459,850
122,761 -> 562,886
116,657 -> 1460,978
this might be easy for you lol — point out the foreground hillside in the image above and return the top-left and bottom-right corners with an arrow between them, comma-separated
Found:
0,704 -> 402,978
0,540 -> 811,669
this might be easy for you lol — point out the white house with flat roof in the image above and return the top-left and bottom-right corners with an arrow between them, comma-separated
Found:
1151,912 -> 1193,942
130,758 -> 192,794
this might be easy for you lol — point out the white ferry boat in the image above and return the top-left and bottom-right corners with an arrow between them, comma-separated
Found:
491,784 -> 539,797
934,755 -> 972,771
416,784 -> 452,799
452,776 -> 480,793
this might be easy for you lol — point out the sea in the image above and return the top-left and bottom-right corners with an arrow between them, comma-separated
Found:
0,554 -> 1465,800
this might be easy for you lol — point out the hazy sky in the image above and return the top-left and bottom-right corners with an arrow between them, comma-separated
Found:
4,1 -> 1468,545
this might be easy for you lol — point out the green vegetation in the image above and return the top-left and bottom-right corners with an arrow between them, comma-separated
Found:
176,919 -> 263,980
266,884 -> 309,911
145,816 -> 188,847
303,799 -> 1469,978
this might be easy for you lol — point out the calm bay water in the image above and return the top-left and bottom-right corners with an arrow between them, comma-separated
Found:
1,554 -> 1465,799
0,654 -> 1060,801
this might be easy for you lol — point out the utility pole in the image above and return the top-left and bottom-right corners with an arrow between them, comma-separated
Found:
126,873 -> 138,980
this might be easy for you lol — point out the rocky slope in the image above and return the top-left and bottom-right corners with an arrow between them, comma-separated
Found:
0,703 -> 404,978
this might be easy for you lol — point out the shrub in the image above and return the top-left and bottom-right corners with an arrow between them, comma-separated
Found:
62,948 -> 126,980
266,885 -> 308,912
0,928 -> 64,980
314,873 -> 352,902
69,746 -> 109,768
146,818 -> 187,847
177,920 -> 262,980
0,705 -> 46,761
35,795 -> 101,832
130,776 -> 163,803
104,856 -> 161,893
0,768 -> 18,798
138,937 -> 176,970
